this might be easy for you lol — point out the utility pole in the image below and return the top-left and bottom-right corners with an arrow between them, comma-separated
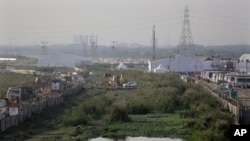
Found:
111,41 -> 117,69
90,34 -> 98,61
152,25 -> 156,60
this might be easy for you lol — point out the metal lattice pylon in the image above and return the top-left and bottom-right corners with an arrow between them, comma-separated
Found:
178,6 -> 194,52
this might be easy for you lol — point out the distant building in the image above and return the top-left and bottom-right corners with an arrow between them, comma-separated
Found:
153,64 -> 167,73
148,55 -> 237,73
0,56 -> 37,68
148,55 -> 213,73
38,54 -> 92,68
237,54 -> 250,74
0,58 -> 16,61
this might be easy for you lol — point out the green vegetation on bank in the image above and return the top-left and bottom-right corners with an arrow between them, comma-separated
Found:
0,64 -> 234,141
59,64 -> 234,141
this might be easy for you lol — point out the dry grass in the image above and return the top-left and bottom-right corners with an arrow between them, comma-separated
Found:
0,73 -> 36,98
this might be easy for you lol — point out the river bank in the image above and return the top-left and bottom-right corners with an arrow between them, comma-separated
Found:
0,65 -> 234,141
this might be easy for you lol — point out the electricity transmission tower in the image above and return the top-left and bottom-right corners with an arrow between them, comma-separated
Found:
178,6 -> 194,55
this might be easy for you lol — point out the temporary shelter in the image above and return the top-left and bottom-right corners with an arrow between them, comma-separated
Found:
237,54 -> 250,74
148,55 -> 213,73
153,64 -> 167,73
117,63 -> 128,70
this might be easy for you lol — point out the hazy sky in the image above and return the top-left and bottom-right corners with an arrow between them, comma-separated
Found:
0,0 -> 250,46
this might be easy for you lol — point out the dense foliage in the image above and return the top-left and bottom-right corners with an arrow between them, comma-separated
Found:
0,64 -> 234,141
60,64 -> 234,141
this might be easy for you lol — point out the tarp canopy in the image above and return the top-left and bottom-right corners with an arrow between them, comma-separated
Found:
153,64 -> 167,73
148,55 -> 214,72
237,54 -> 250,74
117,63 -> 128,70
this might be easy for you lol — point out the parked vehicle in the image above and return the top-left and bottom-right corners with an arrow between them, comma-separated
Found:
212,84 -> 231,95
123,81 -> 138,88
217,83 -> 232,89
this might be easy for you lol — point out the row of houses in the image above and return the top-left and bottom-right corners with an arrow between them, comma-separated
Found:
148,54 -> 250,74
200,71 -> 250,88
148,54 -> 250,88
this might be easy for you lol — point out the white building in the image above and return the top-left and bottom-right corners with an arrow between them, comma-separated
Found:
148,55 -> 213,73
237,54 -> 250,74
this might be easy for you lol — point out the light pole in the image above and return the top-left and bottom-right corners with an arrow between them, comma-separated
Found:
242,59 -> 249,111
195,54 -> 198,73
222,64 -> 227,91
246,59 -> 249,75
212,55 -> 220,70
237,59 -> 240,73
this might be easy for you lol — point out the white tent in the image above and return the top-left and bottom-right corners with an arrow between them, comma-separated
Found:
237,54 -> 250,74
117,63 -> 128,70
148,55 -> 214,73
153,64 -> 167,73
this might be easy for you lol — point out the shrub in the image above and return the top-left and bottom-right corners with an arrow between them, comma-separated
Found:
157,98 -> 175,113
180,109 -> 197,118
188,130 -> 213,141
62,112 -> 88,126
127,101 -> 151,114
110,105 -> 130,122
80,95 -> 114,119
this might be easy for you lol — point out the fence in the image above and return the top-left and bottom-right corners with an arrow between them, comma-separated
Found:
200,80 -> 241,124
0,85 -> 81,132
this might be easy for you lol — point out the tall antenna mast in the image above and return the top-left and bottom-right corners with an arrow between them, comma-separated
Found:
178,6 -> 194,54
152,25 -> 156,60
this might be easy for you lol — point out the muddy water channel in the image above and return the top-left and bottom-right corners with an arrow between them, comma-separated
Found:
89,137 -> 183,141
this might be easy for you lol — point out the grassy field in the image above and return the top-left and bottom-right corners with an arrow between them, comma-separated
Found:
0,64 -> 234,141
0,73 -> 36,98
